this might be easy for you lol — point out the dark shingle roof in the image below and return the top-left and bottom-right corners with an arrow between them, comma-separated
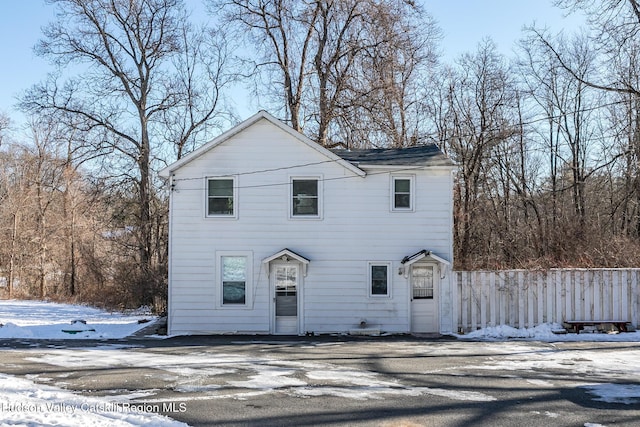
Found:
331,144 -> 454,167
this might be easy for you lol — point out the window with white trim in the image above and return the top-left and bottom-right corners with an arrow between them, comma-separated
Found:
217,252 -> 252,307
207,177 -> 236,217
291,177 -> 321,218
391,176 -> 414,211
369,262 -> 391,297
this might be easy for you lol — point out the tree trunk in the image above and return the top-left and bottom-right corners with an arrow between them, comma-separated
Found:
8,212 -> 18,299
138,124 -> 152,277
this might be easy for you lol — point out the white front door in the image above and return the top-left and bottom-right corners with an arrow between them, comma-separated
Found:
273,264 -> 299,335
410,263 -> 438,333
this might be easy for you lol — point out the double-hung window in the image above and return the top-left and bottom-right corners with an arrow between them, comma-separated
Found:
220,255 -> 248,305
391,175 -> 414,211
369,262 -> 391,297
207,177 -> 236,217
291,177 -> 321,218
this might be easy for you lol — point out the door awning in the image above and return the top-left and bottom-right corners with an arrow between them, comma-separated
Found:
401,250 -> 450,267
262,248 -> 310,276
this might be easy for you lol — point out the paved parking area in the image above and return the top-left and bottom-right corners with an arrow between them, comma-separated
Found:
1,336 -> 640,426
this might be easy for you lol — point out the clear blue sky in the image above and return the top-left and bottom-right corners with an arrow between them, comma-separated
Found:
0,0 -> 584,124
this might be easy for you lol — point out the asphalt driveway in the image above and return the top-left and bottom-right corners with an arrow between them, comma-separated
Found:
1,335 -> 639,426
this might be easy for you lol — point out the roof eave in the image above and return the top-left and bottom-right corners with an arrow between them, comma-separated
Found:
353,163 -> 456,170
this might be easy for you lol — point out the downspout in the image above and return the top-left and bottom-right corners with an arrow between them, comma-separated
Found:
446,168 -> 456,335
167,174 -> 175,336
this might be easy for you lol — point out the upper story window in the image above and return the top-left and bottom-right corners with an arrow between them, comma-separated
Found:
207,177 -> 236,217
391,175 -> 414,211
291,177 -> 321,218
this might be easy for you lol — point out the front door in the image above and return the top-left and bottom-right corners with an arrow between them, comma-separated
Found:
410,263 -> 438,333
273,264 -> 299,335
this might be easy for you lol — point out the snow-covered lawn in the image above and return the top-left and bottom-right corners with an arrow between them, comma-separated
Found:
0,373 -> 187,426
0,300 -> 156,339
0,300 -> 171,426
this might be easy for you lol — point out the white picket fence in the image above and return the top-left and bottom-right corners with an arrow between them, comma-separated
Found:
455,269 -> 640,332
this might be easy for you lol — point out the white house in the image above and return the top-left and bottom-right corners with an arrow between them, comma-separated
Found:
159,111 -> 456,336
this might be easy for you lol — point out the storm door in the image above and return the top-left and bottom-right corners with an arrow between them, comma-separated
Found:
410,263 -> 438,333
273,264 -> 299,334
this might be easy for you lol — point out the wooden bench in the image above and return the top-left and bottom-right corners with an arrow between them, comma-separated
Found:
563,320 -> 630,334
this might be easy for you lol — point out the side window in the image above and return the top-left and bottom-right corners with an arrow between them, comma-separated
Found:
221,256 -> 247,305
391,176 -> 414,211
291,177 -> 321,218
369,262 -> 391,297
207,177 -> 236,217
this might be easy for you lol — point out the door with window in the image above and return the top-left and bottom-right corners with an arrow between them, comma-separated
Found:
410,263 -> 438,333
272,264 -> 300,334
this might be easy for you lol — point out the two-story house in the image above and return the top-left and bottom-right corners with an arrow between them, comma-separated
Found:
159,111 -> 456,335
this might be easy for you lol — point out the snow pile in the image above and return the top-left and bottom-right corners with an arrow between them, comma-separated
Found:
456,323 -> 640,342
0,373 -> 187,426
0,300 -> 156,339
459,323 -> 562,340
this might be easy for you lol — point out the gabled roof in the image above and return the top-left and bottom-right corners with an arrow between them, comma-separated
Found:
262,248 -> 311,276
158,111 -> 365,178
401,250 -> 450,266
262,248 -> 310,265
332,145 -> 455,168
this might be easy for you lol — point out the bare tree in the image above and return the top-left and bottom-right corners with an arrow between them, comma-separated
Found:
522,25 -> 634,254
340,1 -> 440,148
604,59 -> 640,238
0,112 -> 9,147
213,0 -> 318,132
549,0 -> 640,94
0,121 -> 65,299
441,39 -> 519,267
529,32 -> 601,227
0,146 -> 28,299
311,0 -> 366,145
163,25 -> 236,160
0,119 -> 124,302
213,0 -> 439,146
20,0 -> 231,302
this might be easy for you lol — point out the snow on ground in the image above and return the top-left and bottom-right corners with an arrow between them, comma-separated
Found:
0,300 -> 170,426
477,342 -> 640,402
0,300 -> 156,339
456,322 -> 640,342
0,373 -> 187,427
456,324 -> 640,405
23,348 -> 498,403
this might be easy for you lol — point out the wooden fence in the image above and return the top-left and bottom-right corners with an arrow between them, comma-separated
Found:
455,269 -> 640,332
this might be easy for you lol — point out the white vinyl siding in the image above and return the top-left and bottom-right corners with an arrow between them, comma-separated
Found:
166,118 -> 455,335
206,177 -> 237,218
